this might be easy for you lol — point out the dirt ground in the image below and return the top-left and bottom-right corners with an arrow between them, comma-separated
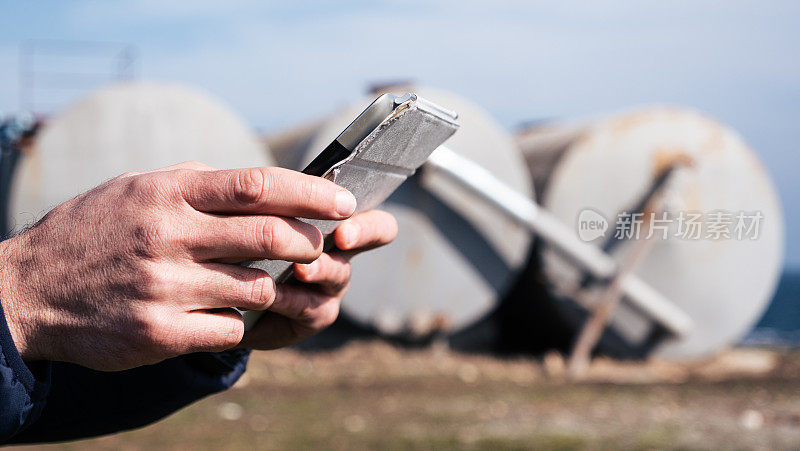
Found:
10,341 -> 800,450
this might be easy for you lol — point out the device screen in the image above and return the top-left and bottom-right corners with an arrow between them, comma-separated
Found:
300,93 -> 404,178
301,140 -> 352,177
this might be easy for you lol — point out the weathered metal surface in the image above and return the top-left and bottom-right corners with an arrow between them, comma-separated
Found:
9,81 -> 273,227
523,107 -> 784,359
296,87 -> 534,337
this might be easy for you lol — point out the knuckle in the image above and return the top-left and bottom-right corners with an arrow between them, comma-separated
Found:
259,217 -> 289,255
220,320 -> 245,348
123,173 -> 181,205
298,299 -> 340,330
315,301 -> 341,329
122,173 -> 151,196
172,168 -> 195,180
297,247 -> 322,265
139,262 -> 171,300
297,305 -> 316,326
293,222 -> 323,263
339,261 -> 352,283
132,218 -> 177,256
310,227 -> 325,254
117,171 -> 141,179
298,176 -> 320,204
384,213 -> 399,240
233,167 -> 268,205
169,169 -> 198,192
137,309 -> 176,355
128,173 -> 165,195
203,318 -> 244,352
248,275 -> 276,310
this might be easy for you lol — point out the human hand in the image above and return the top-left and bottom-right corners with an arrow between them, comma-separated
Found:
238,209 -> 397,350
0,161 -> 357,370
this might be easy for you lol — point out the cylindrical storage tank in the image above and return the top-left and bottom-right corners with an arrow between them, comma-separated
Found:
289,86 -> 535,339
10,81 -> 273,227
516,107 -> 784,359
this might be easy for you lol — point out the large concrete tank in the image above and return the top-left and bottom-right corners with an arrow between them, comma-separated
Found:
10,81 -> 273,227
517,107 -> 784,359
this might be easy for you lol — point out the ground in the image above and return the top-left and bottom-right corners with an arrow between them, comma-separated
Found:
10,342 -> 800,450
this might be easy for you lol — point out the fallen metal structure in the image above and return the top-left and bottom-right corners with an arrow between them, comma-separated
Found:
259,85 -> 784,362
5,82 -> 784,364
518,109 -> 784,360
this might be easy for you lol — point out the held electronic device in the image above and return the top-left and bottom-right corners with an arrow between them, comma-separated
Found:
241,93 -> 459,329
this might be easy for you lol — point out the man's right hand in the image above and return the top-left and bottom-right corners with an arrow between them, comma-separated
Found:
0,161 -> 357,371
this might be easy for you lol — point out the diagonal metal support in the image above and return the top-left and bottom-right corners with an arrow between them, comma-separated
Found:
422,146 -> 693,338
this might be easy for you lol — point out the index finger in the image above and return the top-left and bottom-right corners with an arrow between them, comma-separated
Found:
176,167 -> 357,219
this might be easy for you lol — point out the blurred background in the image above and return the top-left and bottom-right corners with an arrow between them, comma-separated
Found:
2,1 -> 799,449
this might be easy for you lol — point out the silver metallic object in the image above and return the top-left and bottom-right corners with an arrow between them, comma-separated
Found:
300,87 -> 533,337
242,93 -> 460,329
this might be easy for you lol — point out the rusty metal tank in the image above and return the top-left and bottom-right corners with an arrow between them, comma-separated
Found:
517,107 -> 784,359
10,81 -> 273,227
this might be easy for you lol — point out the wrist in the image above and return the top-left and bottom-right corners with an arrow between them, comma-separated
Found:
0,237 -> 41,362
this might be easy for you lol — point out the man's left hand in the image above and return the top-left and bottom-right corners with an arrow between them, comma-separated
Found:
239,209 -> 397,349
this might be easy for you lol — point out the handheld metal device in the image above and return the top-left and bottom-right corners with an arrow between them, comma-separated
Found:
241,93 -> 459,329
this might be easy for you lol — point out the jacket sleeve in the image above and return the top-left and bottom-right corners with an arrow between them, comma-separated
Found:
1,303 -> 250,444
0,302 -> 52,442
8,350 -> 249,443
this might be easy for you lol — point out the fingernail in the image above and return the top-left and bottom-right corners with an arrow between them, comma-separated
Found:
304,260 -> 318,277
335,190 -> 357,217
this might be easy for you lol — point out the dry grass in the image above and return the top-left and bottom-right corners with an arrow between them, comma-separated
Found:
11,341 -> 800,450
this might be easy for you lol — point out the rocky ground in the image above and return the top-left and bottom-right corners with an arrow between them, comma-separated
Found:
11,342 -> 800,450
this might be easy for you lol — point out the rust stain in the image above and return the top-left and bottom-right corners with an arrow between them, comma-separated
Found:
699,124 -> 726,157
608,110 -> 652,134
406,245 -> 423,271
652,147 -> 695,175
681,181 -> 703,212
607,107 -> 682,135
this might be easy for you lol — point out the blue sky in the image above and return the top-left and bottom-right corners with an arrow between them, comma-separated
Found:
1,0 -> 799,265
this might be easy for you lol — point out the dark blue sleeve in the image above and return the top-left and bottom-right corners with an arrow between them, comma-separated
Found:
9,350 -> 249,443
0,303 -> 52,442
1,303 -> 250,444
